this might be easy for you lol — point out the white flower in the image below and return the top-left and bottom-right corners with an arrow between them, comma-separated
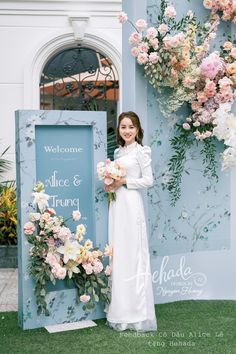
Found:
221,147 -> 236,170
57,241 -> 81,264
32,191 -> 50,212
29,212 -> 41,222
65,260 -> 80,279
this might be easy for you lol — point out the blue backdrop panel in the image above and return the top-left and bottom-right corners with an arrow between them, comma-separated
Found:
15,110 -> 107,329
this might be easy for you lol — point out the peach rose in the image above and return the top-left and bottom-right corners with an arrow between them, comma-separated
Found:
80,294 -> 91,303
24,222 -> 36,235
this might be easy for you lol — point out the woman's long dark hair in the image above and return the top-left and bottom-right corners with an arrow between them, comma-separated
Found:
116,111 -> 144,147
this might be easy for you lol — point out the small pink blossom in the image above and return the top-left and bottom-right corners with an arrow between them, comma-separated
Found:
118,11 -> 128,24
45,253 -> 58,267
131,47 -> 140,57
230,47 -> 236,59
93,260 -> 103,274
24,222 -> 36,235
104,177 -> 113,185
149,38 -> 159,50
58,226 -> 71,241
72,210 -> 81,221
52,265 -> 66,280
158,23 -> 168,35
82,263 -> 93,275
149,52 -> 159,64
135,18 -> 147,31
183,123 -> 191,130
164,5 -> 177,18
129,32 -> 142,45
105,265 -> 112,276
138,42 -> 149,53
137,52 -> 149,65
146,27 -> 158,39
171,68 -> 178,79
46,237 -> 55,247
197,91 -> 208,103
47,208 -> 56,216
80,294 -> 90,303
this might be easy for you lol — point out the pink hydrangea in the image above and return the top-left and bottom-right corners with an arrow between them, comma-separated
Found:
200,52 -> 224,79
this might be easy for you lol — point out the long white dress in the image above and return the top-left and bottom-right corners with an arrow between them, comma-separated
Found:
106,141 -> 157,332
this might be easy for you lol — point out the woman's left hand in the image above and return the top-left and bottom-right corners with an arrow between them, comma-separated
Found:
106,178 -> 126,192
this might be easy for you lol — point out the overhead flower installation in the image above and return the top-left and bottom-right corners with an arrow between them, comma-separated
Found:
119,0 -> 236,205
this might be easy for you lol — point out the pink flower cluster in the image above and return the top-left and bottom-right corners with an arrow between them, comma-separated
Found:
203,0 -> 236,23
182,46 -> 236,139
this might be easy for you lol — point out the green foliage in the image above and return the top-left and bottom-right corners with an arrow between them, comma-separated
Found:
0,185 -> 17,245
166,126 -> 194,206
166,126 -> 219,206
0,145 -> 11,181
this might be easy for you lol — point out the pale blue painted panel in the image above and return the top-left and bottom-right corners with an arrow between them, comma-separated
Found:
15,110 -> 107,329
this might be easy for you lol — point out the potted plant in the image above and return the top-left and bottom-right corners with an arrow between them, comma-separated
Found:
0,146 -> 17,268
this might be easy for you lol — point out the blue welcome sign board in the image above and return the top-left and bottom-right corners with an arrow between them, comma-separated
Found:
15,110 -> 107,329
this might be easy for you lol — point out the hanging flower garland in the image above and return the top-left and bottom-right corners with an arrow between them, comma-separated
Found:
119,0 -> 236,205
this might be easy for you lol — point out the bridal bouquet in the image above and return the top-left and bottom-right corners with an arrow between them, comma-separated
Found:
97,159 -> 126,202
24,182 -> 112,316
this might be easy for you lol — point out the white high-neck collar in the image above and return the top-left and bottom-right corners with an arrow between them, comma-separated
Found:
123,141 -> 137,150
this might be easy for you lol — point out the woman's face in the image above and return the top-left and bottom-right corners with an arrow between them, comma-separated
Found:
119,117 -> 138,146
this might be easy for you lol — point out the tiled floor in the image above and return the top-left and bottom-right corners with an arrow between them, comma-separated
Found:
0,268 -> 18,311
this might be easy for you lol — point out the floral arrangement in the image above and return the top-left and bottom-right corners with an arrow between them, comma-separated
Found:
203,0 -> 236,23
97,159 -> 126,202
119,1 -> 219,115
24,182 -> 112,316
119,0 -> 236,205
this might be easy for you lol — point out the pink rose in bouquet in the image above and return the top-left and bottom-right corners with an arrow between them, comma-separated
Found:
97,159 -> 126,202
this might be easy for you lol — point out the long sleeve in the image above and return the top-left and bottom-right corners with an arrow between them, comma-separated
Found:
126,145 -> 153,189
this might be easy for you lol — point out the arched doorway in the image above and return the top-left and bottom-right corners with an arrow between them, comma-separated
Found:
40,45 -> 119,158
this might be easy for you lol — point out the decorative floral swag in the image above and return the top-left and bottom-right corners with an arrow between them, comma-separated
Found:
119,0 -> 236,205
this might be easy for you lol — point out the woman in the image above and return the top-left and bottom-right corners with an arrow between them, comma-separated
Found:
105,111 -> 157,332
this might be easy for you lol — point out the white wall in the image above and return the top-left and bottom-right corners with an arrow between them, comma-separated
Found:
0,0 -> 122,180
